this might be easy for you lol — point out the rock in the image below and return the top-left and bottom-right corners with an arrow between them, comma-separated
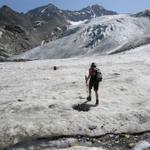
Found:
109,134 -> 114,138
5,25 -> 25,34
128,143 -> 135,148
88,125 -> 97,130
34,146 -> 41,150
113,73 -> 120,76
53,66 -> 58,70
17,99 -> 24,102
48,104 -> 56,109
79,96 -> 85,99
124,134 -> 130,138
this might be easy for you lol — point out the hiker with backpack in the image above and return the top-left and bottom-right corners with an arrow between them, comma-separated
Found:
85,62 -> 102,105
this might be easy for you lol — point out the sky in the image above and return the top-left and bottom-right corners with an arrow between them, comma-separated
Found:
0,0 -> 150,14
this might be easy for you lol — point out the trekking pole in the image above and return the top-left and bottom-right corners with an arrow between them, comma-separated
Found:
85,75 -> 89,96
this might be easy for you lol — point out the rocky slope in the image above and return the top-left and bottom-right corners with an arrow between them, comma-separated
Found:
0,4 -> 117,61
0,6 -> 36,61
0,5 -> 33,29
0,44 -> 150,149
12,14 -> 150,60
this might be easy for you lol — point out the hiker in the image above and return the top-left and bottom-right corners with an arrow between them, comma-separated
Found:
85,62 -> 102,105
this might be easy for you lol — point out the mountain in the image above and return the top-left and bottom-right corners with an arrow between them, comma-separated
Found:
0,4 -> 117,61
11,14 -> 150,60
0,5 -> 37,61
26,3 -> 117,46
0,4 -> 66,61
26,3 -> 68,47
27,4 -> 117,22
0,5 -> 32,29
134,9 -> 150,18
59,4 -> 117,22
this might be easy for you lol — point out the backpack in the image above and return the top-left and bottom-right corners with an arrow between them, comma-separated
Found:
96,68 -> 102,82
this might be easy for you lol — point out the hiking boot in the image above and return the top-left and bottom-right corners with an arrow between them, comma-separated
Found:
96,99 -> 99,105
87,96 -> 91,101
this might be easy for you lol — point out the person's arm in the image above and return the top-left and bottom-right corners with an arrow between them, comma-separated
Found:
85,69 -> 91,84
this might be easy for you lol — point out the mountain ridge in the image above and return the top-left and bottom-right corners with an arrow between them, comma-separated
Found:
0,3 -> 118,61
11,14 -> 150,60
0,4 -> 150,61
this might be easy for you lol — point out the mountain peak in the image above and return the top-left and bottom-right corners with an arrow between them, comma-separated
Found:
91,4 -> 105,9
27,3 -> 59,15
45,3 -> 59,10
43,3 -> 59,9
80,4 -> 117,18
83,4 -> 105,10
0,5 -> 13,12
47,3 -> 56,7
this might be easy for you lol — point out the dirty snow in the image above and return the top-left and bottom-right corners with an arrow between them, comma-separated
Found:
0,44 -> 150,149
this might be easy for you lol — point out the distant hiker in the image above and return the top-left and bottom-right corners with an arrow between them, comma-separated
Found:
85,62 -> 102,105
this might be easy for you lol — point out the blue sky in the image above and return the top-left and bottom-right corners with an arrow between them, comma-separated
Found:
0,0 -> 149,13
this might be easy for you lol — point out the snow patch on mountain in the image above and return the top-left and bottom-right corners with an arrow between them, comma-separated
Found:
90,6 -> 96,18
67,20 -> 88,26
41,7 -> 47,13
34,20 -> 46,26
0,31 -> 2,38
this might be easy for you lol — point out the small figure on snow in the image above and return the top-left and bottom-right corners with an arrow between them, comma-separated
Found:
85,62 -> 102,105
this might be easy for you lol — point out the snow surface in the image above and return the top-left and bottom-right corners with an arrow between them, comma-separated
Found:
12,14 -> 150,60
134,141 -> 150,150
0,44 -> 150,149
61,146 -> 105,150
